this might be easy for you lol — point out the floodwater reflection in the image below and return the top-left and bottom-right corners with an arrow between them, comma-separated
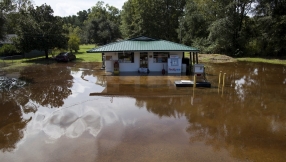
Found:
0,62 -> 285,162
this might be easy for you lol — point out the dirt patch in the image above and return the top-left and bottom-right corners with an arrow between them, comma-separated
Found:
198,54 -> 237,63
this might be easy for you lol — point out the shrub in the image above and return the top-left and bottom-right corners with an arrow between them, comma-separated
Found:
0,44 -> 18,57
68,35 -> 80,53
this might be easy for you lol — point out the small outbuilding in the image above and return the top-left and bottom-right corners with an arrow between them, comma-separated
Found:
87,36 -> 200,74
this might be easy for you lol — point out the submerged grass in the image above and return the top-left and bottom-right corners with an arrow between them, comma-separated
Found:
237,57 -> 286,65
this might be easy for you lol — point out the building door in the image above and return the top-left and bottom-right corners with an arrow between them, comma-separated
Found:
140,52 -> 148,68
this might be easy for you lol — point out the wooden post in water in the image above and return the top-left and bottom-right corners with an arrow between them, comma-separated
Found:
191,85 -> 195,105
223,73 -> 226,87
218,71 -> 222,86
193,74 -> 197,88
189,52 -> 193,75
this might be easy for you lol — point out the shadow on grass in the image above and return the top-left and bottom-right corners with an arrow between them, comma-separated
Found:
74,58 -> 85,62
22,57 -> 86,63
21,57 -> 57,64
1,56 -> 87,66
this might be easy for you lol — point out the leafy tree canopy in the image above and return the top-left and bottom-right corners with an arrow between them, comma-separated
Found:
83,1 -> 121,45
68,34 -> 80,52
14,3 -> 68,59
0,0 -> 33,39
121,0 -> 186,42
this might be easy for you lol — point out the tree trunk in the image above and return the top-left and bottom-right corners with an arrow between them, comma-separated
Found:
45,49 -> 49,59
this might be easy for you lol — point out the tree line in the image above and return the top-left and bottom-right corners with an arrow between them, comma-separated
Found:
0,0 -> 285,58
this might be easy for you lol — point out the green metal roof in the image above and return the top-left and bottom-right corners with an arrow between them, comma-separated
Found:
87,36 -> 199,53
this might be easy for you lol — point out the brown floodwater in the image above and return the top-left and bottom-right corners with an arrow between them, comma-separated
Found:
0,62 -> 285,162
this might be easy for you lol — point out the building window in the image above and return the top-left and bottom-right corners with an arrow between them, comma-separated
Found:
118,52 -> 134,63
153,52 -> 169,63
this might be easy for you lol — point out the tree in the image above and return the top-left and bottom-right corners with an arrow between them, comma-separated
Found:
0,12 -> 6,40
0,0 -> 33,37
206,0 -> 254,55
0,0 -> 13,40
83,1 -> 121,44
120,0 -> 186,41
180,0 -> 214,52
62,15 -> 81,27
252,0 -> 286,57
77,10 -> 88,25
14,4 -> 68,59
68,34 -> 80,52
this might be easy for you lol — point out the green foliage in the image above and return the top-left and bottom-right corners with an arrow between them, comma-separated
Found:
62,15 -> 81,27
192,38 -> 212,54
77,10 -> 89,24
83,1 -> 121,44
0,14 -> 6,40
0,0 -> 10,40
63,24 -> 84,44
14,4 -> 68,59
121,0 -> 186,41
68,35 -> 80,52
0,0 -> 33,38
1,0 -> 285,58
0,44 -> 18,56
180,0 -> 214,46
250,0 -> 286,57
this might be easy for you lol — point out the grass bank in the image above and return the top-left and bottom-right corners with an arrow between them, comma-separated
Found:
196,54 -> 286,65
237,57 -> 286,65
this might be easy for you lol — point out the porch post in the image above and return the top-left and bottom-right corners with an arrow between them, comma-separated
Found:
192,52 -> 196,65
196,52 -> 199,64
101,53 -> 105,70
189,52 -> 193,75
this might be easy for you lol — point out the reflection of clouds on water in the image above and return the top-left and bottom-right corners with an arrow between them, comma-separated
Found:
70,72 -> 105,98
82,75 -> 99,84
234,74 -> 257,101
270,118 -> 285,133
27,104 -> 119,140
253,68 -> 258,75
235,76 -> 246,101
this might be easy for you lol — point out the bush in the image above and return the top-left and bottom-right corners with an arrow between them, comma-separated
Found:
68,35 -> 80,53
0,44 -> 18,57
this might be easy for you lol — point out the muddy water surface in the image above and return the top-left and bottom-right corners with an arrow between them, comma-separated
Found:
0,62 -> 285,162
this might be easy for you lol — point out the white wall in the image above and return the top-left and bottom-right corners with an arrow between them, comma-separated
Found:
104,51 -> 184,72
149,51 -> 183,72
119,52 -> 140,72
104,52 -> 117,72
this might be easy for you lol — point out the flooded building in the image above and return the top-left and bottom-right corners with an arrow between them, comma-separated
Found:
87,36 -> 199,74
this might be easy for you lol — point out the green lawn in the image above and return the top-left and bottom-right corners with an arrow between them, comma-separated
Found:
0,44 -> 102,70
237,57 -> 286,65
74,44 -> 102,62
1,47 -> 286,71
